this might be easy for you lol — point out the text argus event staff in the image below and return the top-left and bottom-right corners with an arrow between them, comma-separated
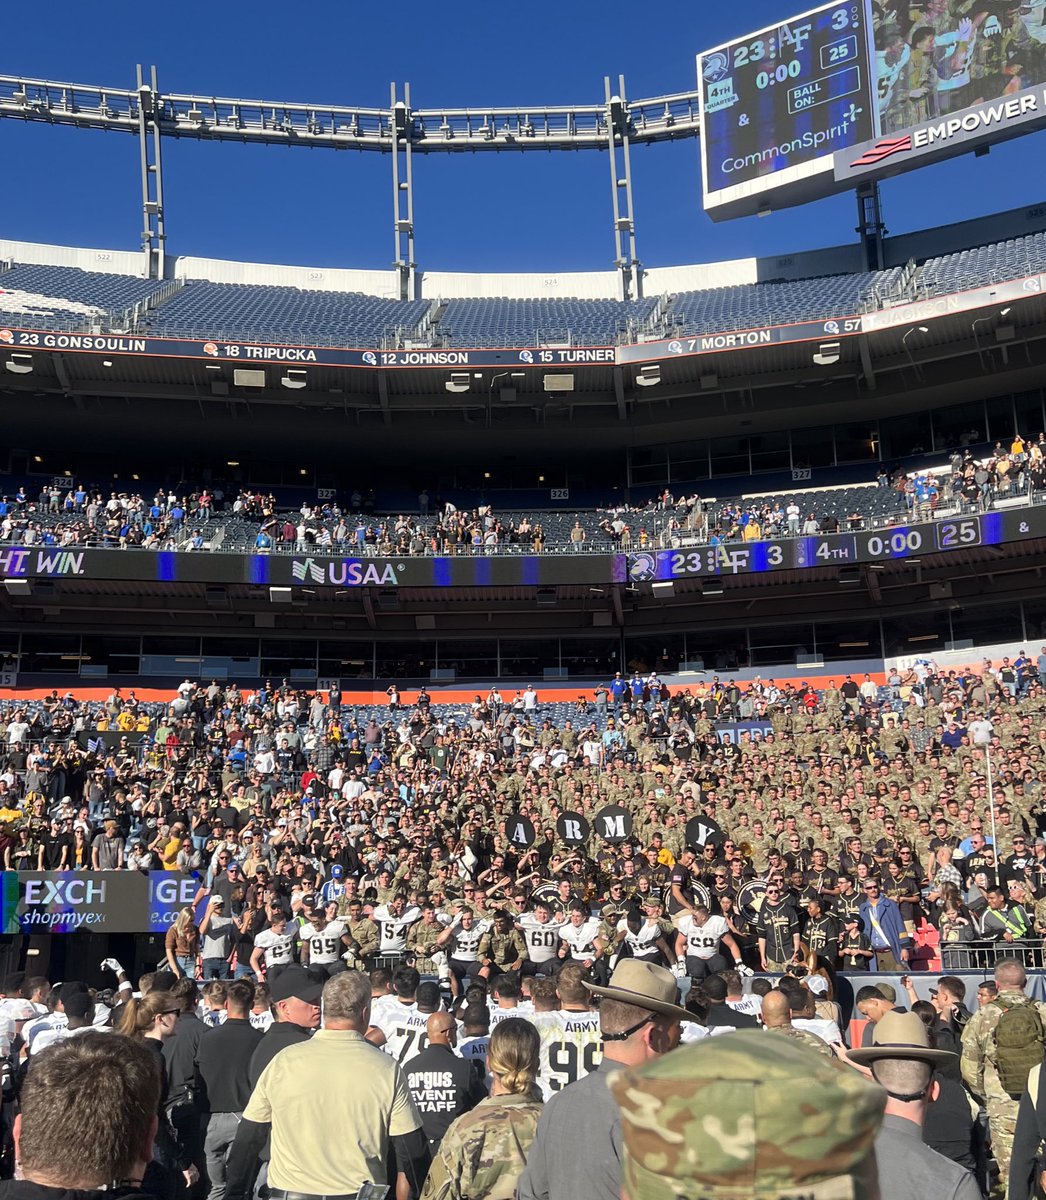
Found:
224,970 -> 429,1200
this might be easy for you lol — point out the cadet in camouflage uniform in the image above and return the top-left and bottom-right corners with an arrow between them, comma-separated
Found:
960,958 -> 1046,1193
420,1016 -> 542,1200
477,910 -> 527,979
407,901 -> 447,974
342,898 -> 380,967
761,988 -> 834,1057
611,1030 -> 884,1199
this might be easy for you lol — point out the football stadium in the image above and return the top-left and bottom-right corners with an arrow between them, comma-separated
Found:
2,3 -> 1046,1196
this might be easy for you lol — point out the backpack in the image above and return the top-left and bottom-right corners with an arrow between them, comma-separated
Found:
993,998 -> 1046,1098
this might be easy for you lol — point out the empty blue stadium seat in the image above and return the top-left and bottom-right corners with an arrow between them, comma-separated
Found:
0,264 -> 168,329
4,226 -> 1044,347
147,281 -> 431,346
914,231 -> 1046,295
436,296 -> 658,347
665,270 -> 894,337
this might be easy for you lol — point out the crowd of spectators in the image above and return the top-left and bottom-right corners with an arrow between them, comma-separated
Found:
0,440 -> 1043,558
0,660 -> 1041,952
0,657 -> 1045,1197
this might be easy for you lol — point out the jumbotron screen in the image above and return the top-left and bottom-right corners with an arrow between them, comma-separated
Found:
699,0 -> 1046,219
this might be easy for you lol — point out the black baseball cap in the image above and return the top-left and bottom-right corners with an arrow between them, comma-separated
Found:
268,965 -> 325,1004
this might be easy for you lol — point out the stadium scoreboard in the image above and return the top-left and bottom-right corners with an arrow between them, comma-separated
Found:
620,509 -> 1042,584
699,2 -> 877,218
699,1 -> 1046,219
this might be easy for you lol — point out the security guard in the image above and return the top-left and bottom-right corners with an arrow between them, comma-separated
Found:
225,970 -> 430,1200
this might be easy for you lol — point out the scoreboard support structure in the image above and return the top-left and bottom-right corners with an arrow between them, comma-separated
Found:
135,64 -> 167,281
856,181 -> 885,272
391,82 -> 417,303
605,75 -> 642,303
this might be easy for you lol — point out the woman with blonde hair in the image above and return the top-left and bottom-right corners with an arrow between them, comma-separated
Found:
118,991 -> 199,1196
164,906 -> 201,978
421,1016 -> 542,1200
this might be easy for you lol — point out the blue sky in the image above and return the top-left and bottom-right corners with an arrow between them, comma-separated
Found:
3,0 -> 1046,275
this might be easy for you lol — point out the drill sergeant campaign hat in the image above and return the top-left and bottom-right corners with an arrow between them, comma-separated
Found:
847,1009 -> 957,1068
610,1031 -> 884,1200
584,959 -> 693,1025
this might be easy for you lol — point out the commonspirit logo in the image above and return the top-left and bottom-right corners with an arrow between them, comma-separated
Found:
720,105 -> 863,176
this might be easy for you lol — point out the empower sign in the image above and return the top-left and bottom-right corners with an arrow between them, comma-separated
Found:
837,87 -> 1046,184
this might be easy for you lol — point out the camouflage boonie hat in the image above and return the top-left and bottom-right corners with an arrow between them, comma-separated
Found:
611,1030 -> 884,1200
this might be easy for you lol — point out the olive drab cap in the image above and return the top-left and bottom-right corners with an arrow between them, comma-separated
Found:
610,1030 -> 884,1200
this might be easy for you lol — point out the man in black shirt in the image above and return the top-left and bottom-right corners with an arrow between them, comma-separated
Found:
667,848 -> 697,917
404,1011 -> 486,1152
701,973 -> 759,1030
6,1033 -> 161,1200
838,837 -> 874,878
756,883 -> 801,972
1003,834 -> 1036,890
833,876 -> 862,924
40,817 -> 72,870
198,979 -> 264,1200
804,898 -> 841,970
808,849 -> 841,903
163,977 -> 210,1188
248,965 -> 324,1085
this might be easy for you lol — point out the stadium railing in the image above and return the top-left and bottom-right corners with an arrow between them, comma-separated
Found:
940,939 -> 1046,972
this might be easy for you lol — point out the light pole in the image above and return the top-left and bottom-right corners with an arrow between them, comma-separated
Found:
973,719 -> 999,853
971,307 -> 1010,371
985,742 -> 999,855
901,325 -> 929,378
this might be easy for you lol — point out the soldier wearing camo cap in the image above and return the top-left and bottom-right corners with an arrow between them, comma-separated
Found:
610,1031 -> 884,1200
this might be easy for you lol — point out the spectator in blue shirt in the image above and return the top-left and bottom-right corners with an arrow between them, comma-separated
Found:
859,879 -> 910,971
941,720 -> 966,750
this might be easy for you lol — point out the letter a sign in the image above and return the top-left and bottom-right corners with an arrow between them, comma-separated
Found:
507,816 -> 536,848
594,804 -> 633,844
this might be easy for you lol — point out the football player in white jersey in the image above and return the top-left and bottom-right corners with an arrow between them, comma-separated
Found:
613,897 -> 675,968
528,968 -> 603,1100
371,892 -> 422,965
249,983 -> 274,1031
367,967 -> 401,1030
436,907 -> 486,997
556,904 -> 604,972
486,972 -> 533,1029
250,910 -> 297,977
297,909 -> 350,977
675,905 -> 745,981
369,969 -> 437,1062
516,900 -> 561,975
457,1003 -> 492,1090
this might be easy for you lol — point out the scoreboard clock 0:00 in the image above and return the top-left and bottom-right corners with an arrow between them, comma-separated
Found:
698,1 -> 877,213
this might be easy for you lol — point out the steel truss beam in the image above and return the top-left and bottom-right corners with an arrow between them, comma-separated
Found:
0,72 -> 701,152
